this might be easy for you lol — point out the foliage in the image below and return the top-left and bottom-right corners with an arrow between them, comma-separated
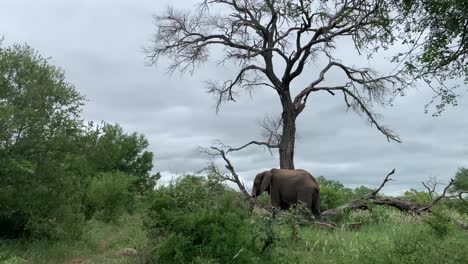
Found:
353,185 -> 375,198
271,206 -> 468,264
451,167 -> 468,194
317,176 -> 354,211
392,0 -> 468,115
254,193 -> 272,208
0,43 -> 86,239
2,174 -> 468,263
275,203 -> 312,241
441,199 -> 468,216
423,208 -> 451,237
0,213 -> 148,264
145,175 -> 264,263
86,123 -> 159,194
0,42 -> 157,239
402,188 -> 432,203
85,172 -> 137,222
317,177 -> 379,211
80,123 -> 159,221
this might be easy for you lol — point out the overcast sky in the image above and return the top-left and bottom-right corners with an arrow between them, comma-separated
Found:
2,0 -> 467,195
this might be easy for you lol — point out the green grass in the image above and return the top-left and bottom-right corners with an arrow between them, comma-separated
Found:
0,214 -> 148,264
1,207 -> 467,264
270,208 -> 468,264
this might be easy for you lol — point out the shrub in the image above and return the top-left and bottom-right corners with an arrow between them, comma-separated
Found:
0,157 -> 87,239
442,199 -> 468,216
402,189 -> 432,204
317,176 -> 354,211
85,172 -> 136,222
423,208 -> 451,237
145,176 -> 263,263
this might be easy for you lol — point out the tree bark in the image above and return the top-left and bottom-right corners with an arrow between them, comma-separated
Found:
279,92 -> 296,170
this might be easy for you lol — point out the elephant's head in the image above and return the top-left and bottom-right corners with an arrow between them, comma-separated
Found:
251,170 -> 272,197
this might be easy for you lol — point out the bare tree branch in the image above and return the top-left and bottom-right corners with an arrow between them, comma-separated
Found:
207,64 -> 269,112
258,114 -> 282,153
367,168 -> 395,198
292,61 -> 407,142
429,178 -> 455,207
199,145 -> 253,201
226,140 -> 279,154
421,176 -> 440,201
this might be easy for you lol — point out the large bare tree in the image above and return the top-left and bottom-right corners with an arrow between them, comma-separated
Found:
146,0 -> 409,169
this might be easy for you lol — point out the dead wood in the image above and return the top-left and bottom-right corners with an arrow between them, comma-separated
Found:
451,218 -> 468,230
199,145 -> 256,204
322,169 -> 460,219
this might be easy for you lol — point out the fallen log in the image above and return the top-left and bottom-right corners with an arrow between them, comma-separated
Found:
451,218 -> 468,230
321,169 -> 455,219
321,196 -> 433,219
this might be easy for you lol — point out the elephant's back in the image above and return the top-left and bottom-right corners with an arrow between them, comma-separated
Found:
293,169 -> 319,187
272,168 -> 318,188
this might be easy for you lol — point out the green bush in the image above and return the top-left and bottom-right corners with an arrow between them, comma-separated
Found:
85,172 -> 136,222
145,176 -> 264,263
423,208 -> 451,237
441,199 -> 468,216
402,189 -> 432,204
317,176 -> 377,212
0,156 -> 88,239
255,193 -> 271,208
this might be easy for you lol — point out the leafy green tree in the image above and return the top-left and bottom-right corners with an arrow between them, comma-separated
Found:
402,189 -> 432,204
353,185 -> 375,198
392,0 -> 468,115
0,43 -> 86,238
451,167 -> 468,196
317,176 -> 354,211
86,123 -> 159,194
0,42 -> 159,237
316,177 -> 377,211
444,167 -> 468,215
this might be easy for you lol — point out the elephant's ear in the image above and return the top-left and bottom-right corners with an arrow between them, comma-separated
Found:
260,171 -> 272,193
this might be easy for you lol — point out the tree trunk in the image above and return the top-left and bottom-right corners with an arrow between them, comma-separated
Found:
279,93 -> 296,170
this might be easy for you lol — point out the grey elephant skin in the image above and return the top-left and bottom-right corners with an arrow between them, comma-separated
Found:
251,168 -> 321,219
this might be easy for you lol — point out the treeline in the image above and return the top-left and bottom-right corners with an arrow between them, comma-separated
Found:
0,43 -> 159,239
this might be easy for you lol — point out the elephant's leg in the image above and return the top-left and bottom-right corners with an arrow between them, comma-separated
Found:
269,189 -> 281,219
312,191 -> 321,220
280,202 -> 290,210
270,187 -> 281,209
297,187 -> 315,219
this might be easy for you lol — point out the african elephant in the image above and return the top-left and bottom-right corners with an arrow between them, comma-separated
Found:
251,168 -> 321,219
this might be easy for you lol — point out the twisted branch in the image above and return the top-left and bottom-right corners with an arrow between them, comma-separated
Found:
200,145 -> 253,201
291,60 -> 408,142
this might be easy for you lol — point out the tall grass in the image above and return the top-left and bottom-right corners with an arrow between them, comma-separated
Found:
270,207 -> 468,264
0,214 -> 147,264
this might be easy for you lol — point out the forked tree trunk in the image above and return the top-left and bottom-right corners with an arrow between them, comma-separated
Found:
279,93 -> 296,170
